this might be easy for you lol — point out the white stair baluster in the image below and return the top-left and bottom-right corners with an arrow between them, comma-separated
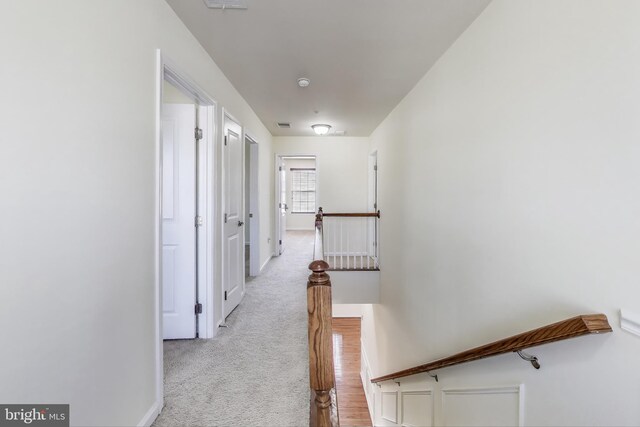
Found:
360,218 -> 364,269
367,217 -> 370,269
340,220 -> 343,269
346,219 -> 350,269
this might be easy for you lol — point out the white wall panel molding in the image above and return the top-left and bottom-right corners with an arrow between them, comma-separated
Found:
441,385 -> 524,427
382,391 -> 399,424
360,338 -> 376,422
401,390 -> 433,427
620,309 -> 640,337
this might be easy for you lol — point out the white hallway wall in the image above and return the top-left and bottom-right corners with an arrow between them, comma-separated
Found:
273,137 -> 370,214
0,1 -> 273,426
362,0 -> 640,426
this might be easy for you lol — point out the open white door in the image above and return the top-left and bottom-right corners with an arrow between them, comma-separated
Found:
162,104 -> 197,339
276,157 -> 287,255
223,116 -> 244,318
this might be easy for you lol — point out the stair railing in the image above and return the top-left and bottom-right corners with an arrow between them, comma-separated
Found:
317,207 -> 381,271
308,209 -> 339,427
370,314 -> 612,385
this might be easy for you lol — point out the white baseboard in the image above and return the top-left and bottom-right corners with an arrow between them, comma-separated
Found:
360,338 -> 375,423
137,400 -> 161,427
260,254 -> 273,273
285,227 -> 314,231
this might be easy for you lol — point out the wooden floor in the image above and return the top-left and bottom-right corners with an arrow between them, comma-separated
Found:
332,318 -> 372,427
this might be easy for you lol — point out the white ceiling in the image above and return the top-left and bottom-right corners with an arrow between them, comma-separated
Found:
166,0 -> 490,136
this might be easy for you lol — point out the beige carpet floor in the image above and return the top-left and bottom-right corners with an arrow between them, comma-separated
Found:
153,231 -> 314,427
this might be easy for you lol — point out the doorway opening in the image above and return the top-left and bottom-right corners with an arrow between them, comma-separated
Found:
160,81 -> 201,340
245,135 -> 260,277
275,155 -> 318,255
155,51 -> 218,413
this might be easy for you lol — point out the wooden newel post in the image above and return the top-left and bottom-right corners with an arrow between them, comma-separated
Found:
308,259 -> 336,424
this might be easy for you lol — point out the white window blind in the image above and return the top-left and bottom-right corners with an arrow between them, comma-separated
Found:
291,168 -> 316,213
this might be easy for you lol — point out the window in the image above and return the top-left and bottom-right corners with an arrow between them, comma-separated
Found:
291,168 -> 316,213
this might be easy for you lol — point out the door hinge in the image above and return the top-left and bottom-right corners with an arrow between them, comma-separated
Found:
374,165 -> 378,171
195,215 -> 203,227
279,166 -> 282,171
249,213 -> 253,218
279,239 -> 282,245
195,127 -> 203,141
374,203 -> 377,209
224,213 -> 228,223
224,135 -> 228,146
195,303 -> 203,314
224,291 -> 228,301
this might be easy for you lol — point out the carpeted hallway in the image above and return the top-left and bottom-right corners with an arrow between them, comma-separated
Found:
153,231 -> 314,427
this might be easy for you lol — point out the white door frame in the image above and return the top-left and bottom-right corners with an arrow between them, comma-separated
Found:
154,50 -> 218,417
274,154 -> 319,256
368,150 -> 379,262
274,155 -> 286,256
245,133 -> 260,276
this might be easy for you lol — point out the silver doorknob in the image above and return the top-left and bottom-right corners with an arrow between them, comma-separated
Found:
238,221 -> 244,227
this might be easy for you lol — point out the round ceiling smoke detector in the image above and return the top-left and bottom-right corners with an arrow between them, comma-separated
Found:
297,78 -> 310,88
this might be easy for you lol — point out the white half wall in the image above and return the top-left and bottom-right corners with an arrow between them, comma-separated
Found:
331,271 -> 380,304
362,1 -> 640,425
0,1 -> 273,425
332,304 -> 364,318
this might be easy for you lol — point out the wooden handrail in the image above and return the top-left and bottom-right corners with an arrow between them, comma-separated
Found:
308,214 -> 339,427
321,211 -> 380,218
371,313 -> 612,384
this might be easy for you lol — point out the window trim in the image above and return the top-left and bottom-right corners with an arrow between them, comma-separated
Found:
290,168 -> 316,214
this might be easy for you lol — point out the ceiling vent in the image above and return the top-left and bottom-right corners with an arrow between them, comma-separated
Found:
203,0 -> 248,10
277,122 -> 291,129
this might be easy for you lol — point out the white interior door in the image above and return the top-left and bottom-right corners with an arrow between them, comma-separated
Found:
162,104 -> 197,339
277,157 -> 287,255
223,118 -> 244,318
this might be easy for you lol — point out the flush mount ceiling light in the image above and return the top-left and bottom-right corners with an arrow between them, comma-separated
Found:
311,124 -> 331,135
203,0 -> 248,10
297,77 -> 310,88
